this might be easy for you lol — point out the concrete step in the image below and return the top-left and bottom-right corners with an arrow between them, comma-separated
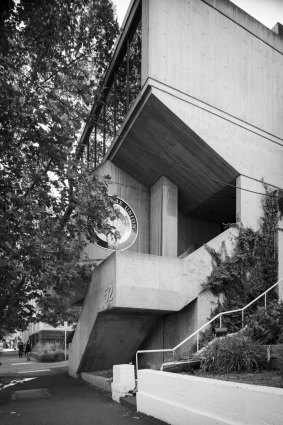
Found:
162,359 -> 201,373
121,395 -> 137,411
81,370 -> 112,392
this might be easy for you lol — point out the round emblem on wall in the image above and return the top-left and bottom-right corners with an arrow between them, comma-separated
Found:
95,197 -> 138,251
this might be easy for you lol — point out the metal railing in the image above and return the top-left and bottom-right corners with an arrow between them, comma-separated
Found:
135,277 -> 283,371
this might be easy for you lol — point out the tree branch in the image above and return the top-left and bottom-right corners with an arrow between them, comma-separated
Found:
24,157 -> 53,197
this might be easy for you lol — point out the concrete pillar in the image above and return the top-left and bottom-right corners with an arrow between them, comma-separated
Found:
150,176 -> 178,257
236,175 -> 263,231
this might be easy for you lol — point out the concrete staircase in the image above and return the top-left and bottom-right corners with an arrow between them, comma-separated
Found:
69,228 -> 238,378
69,250 -> 200,377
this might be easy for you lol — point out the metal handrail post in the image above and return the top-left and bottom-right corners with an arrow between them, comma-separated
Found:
242,310 -> 244,328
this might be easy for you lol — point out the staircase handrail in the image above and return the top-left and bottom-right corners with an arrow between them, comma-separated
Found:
136,277 -> 283,371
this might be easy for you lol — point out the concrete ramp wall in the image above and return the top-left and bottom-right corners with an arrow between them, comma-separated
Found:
180,226 -> 238,310
69,251 -> 196,377
137,227 -> 238,362
69,228 -> 238,377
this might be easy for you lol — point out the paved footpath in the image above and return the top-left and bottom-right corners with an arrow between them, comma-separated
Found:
0,351 -> 165,425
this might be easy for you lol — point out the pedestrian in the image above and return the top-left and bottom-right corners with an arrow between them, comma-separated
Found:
25,340 -> 32,361
0,339 -> 3,366
18,340 -> 24,358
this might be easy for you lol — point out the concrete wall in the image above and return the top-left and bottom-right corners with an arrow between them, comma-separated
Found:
137,369 -> 283,425
70,228 -> 237,375
139,299 -> 199,368
144,0 -> 283,138
69,247 -> 214,376
139,227 -> 238,365
139,290 -> 218,366
69,253 -> 116,377
152,87 -> 283,195
178,213 -> 221,256
236,175 -> 265,230
83,161 -> 150,262
143,0 -> 283,253
114,250 -> 208,312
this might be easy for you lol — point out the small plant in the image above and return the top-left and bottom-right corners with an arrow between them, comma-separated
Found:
246,301 -> 283,344
199,335 -> 264,374
203,184 -> 279,334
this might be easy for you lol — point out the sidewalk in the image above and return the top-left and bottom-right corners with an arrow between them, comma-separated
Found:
0,352 -> 165,425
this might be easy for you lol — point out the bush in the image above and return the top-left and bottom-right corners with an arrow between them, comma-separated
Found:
32,341 -> 66,362
199,335 -> 263,374
246,301 -> 283,344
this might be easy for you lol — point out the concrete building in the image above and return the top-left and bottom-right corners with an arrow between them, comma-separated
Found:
69,0 -> 283,378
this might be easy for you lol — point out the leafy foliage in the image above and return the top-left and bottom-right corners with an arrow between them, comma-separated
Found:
32,341 -> 66,362
203,185 -> 279,331
246,301 -> 283,344
200,336 -> 264,373
0,0 -> 120,336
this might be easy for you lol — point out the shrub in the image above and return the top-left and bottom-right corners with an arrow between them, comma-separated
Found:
32,341 -> 65,362
199,335 -> 263,374
246,301 -> 283,344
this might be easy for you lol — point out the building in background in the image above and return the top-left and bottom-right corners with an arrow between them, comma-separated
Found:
22,322 -> 73,347
68,0 -> 283,378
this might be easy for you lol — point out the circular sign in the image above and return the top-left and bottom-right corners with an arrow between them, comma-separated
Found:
95,197 -> 138,251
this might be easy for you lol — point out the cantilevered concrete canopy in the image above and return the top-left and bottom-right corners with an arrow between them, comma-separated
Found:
107,91 -> 239,223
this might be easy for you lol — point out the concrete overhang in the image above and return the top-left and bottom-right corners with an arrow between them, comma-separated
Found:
106,87 -> 239,223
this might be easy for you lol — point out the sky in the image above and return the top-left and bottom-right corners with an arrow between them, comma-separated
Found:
112,0 -> 283,29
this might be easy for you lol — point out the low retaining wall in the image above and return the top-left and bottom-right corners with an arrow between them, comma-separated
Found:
81,371 -> 112,392
137,370 -> 283,425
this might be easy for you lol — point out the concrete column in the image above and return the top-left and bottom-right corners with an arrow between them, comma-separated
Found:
150,176 -> 178,257
236,175 -> 263,231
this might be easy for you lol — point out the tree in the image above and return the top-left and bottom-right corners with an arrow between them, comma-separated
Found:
0,0 -> 120,336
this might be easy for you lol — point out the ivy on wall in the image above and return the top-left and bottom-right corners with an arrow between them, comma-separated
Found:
203,184 -> 279,330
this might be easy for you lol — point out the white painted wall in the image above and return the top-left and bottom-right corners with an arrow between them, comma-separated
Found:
137,369 -> 283,425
